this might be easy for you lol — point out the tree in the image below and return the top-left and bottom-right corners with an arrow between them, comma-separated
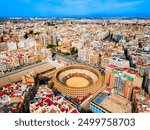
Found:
29,30 -> 33,34
70,47 -> 78,55
24,33 -> 28,39
47,44 -> 56,48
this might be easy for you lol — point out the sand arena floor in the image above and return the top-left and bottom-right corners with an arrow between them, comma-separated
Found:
66,77 -> 89,88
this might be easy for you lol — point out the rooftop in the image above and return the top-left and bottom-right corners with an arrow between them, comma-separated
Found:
92,93 -> 132,113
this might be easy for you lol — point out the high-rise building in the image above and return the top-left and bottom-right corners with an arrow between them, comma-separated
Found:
104,69 -> 111,85
109,72 -> 115,87
105,65 -> 143,100
124,78 -> 134,100
52,35 -> 58,46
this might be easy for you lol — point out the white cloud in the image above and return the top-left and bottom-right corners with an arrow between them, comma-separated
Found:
32,0 -> 144,15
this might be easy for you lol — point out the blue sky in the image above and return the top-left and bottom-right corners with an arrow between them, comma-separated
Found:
0,0 -> 150,17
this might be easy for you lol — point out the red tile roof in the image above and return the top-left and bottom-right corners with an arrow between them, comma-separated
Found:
70,109 -> 78,113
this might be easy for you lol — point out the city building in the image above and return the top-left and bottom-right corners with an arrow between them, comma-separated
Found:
90,93 -> 132,113
30,85 -> 79,113
0,83 -> 33,113
0,18 -> 150,113
109,55 -> 130,68
104,65 -> 143,100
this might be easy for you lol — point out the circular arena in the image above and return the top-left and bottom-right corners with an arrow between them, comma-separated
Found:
53,64 -> 102,98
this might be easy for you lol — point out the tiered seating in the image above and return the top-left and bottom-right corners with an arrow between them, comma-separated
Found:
61,73 -> 93,86
58,68 -> 99,86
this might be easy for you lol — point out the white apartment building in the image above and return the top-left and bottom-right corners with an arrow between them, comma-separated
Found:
109,56 -> 130,68
7,41 -> 17,51
78,47 -> 90,62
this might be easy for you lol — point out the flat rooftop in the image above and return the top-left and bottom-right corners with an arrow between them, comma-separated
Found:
0,62 -> 55,88
92,93 -> 132,113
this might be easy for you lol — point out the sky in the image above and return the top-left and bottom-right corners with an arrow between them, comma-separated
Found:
0,0 -> 150,17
